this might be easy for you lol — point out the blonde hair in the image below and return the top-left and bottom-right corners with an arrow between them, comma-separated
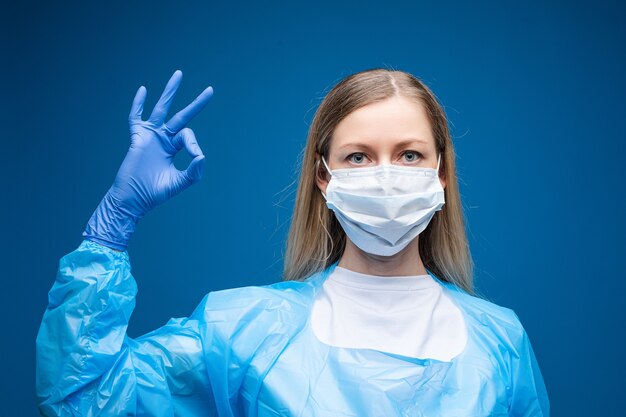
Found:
283,68 -> 475,295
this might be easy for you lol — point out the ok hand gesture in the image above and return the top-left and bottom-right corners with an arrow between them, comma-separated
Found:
83,70 -> 214,250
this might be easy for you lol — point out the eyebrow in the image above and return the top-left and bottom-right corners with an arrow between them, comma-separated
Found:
338,138 -> 429,151
393,138 -> 429,147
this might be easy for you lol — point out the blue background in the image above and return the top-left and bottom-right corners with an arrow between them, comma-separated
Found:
2,0 -> 624,415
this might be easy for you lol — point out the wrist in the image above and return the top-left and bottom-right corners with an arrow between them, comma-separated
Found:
83,191 -> 142,251
83,235 -> 127,252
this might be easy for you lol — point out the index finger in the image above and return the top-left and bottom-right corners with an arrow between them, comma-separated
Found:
164,86 -> 214,134
128,86 -> 147,122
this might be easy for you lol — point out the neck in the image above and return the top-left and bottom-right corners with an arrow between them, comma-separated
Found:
337,238 -> 427,276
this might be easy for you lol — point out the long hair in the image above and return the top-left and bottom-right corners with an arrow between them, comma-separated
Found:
283,68 -> 474,295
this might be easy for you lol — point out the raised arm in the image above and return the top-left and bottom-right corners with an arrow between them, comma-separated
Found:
36,71 -> 216,416
36,241 -> 217,416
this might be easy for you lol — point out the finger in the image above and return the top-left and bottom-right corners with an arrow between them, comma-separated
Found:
128,86 -> 147,123
164,85 -> 214,134
186,155 -> 206,183
171,128 -> 203,157
148,70 -> 183,125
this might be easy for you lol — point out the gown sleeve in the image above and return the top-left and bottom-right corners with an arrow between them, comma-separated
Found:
35,239 -> 217,417
507,312 -> 551,417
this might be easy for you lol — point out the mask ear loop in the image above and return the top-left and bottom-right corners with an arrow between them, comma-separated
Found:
321,156 -> 333,176
319,156 -> 333,200
317,156 -> 334,260
436,153 -> 442,173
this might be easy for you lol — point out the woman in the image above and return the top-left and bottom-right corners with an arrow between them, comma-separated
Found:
36,69 -> 550,416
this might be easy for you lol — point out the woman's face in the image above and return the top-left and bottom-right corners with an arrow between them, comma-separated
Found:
317,94 -> 446,193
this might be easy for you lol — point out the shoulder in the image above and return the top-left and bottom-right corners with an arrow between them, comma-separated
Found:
191,279 -> 314,329
441,282 -> 527,343
188,280 -> 314,373
442,286 -> 550,414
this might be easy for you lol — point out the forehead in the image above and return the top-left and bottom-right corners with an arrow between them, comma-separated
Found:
331,95 -> 434,149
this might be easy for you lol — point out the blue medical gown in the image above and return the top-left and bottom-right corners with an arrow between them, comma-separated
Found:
36,240 -> 550,416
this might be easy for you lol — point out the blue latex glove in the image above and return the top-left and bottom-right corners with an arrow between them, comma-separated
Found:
83,70 -> 214,251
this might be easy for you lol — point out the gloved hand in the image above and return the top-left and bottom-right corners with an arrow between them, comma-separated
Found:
83,70 -> 214,251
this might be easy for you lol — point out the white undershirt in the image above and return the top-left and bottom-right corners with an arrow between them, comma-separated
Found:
310,266 -> 468,361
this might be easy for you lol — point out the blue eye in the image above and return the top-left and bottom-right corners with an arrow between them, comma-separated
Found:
347,153 -> 367,164
402,151 -> 422,163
